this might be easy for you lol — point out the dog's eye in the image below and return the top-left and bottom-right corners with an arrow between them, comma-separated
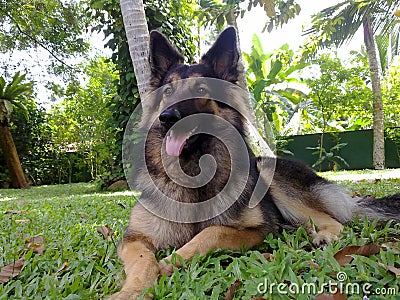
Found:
164,86 -> 173,96
197,87 -> 206,95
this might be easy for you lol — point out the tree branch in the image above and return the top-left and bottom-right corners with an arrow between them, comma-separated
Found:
3,10 -> 77,70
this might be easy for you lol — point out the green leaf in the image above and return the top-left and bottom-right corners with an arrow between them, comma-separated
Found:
267,60 -> 283,80
251,34 -> 264,56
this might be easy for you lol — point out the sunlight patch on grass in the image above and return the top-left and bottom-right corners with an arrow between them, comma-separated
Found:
0,196 -> 16,202
78,190 -> 139,198
319,168 -> 400,181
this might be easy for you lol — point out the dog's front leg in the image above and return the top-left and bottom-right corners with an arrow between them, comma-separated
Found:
159,225 -> 264,275
108,240 -> 159,300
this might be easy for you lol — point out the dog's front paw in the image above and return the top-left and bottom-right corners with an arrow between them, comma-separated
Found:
107,290 -> 146,300
311,230 -> 339,247
159,258 -> 174,277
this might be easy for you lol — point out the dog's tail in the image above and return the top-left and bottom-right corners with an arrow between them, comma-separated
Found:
354,194 -> 400,222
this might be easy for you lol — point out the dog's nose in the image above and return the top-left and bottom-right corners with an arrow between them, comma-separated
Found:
159,108 -> 182,125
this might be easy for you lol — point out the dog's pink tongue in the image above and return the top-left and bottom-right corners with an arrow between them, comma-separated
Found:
166,133 -> 188,156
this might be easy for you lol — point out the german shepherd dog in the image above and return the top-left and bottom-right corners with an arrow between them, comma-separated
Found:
110,27 -> 400,299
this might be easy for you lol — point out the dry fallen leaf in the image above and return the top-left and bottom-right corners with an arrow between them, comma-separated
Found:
14,220 -> 30,224
315,291 -> 348,300
224,279 -> 240,300
27,243 -> 44,255
26,235 -> 46,244
307,259 -> 320,269
261,253 -> 275,262
95,225 -> 114,241
5,210 -> 26,215
334,244 -> 381,266
381,243 -> 400,251
52,260 -> 69,276
26,235 -> 46,255
379,263 -> 400,278
0,257 -> 25,283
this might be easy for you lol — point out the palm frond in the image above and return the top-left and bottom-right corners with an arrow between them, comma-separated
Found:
0,72 -> 34,119
11,100 -> 29,121
1,72 -> 33,102
304,0 -> 400,50
375,34 -> 389,72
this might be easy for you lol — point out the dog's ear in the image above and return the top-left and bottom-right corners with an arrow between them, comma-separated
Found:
149,31 -> 184,86
201,27 -> 239,82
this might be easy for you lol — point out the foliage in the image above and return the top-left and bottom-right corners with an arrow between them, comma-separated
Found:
88,0 -> 198,182
0,90 -> 74,186
301,0 -> 399,170
197,0 -> 301,32
256,0 -> 301,33
375,33 -> 400,76
303,53 -> 373,134
383,58 -> 400,163
301,54 -> 372,170
0,0 -> 90,73
5,101 -> 58,186
382,58 -> 400,128
47,57 -> 118,182
303,0 -> 400,52
0,72 -> 34,124
307,141 -> 349,171
0,71 -> 35,188
0,177 -> 399,299
243,34 -> 309,143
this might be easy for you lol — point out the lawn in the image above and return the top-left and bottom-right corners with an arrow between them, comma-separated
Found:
0,173 -> 399,300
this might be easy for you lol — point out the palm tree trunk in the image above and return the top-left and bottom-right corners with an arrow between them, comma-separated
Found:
226,10 -> 256,126
120,0 -> 151,113
363,19 -> 385,170
0,124 -> 29,188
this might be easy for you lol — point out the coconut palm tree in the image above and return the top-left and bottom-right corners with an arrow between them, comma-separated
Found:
119,0 -> 152,113
304,0 -> 400,169
0,71 -> 33,188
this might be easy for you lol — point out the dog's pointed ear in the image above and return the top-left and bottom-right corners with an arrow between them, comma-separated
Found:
149,31 -> 184,86
201,27 -> 239,82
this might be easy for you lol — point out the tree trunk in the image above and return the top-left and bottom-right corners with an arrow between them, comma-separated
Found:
0,124 -> 29,188
363,19 -> 385,170
120,0 -> 152,113
226,10 -> 256,126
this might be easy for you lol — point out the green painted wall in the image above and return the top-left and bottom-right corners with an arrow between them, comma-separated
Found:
282,129 -> 400,171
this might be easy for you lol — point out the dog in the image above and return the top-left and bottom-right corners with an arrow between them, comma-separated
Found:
109,27 -> 400,299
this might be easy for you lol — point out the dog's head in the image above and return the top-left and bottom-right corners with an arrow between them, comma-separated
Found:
150,26 -> 239,87
147,27 -> 246,158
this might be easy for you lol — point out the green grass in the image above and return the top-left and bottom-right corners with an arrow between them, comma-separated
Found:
0,183 -> 134,299
0,175 -> 399,300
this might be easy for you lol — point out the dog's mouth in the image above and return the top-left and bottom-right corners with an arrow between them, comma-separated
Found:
165,126 -> 198,157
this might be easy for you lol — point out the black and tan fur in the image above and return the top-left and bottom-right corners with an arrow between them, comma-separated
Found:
109,27 -> 400,299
